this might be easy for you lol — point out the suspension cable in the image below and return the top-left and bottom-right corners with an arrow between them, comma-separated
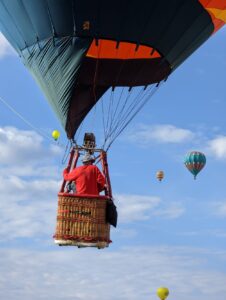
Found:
0,95 -> 53,140
106,83 -> 162,151
0,94 -> 69,151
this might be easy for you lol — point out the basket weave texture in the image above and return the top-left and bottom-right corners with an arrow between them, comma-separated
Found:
54,194 -> 111,244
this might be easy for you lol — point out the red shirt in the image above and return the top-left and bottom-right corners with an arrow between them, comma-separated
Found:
63,165 -> 106,195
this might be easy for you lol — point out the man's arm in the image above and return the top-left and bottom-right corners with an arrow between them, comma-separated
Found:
63,168 -> 78,181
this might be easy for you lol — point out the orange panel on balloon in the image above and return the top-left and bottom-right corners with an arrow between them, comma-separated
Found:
199,0 -> 226,32
199,0 -> 226,9
86,39 -> 161,60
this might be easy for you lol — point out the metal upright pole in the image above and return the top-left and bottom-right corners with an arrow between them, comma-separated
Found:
71,148 -> 80,170
60,147 -> 76,193
100,151 -> 112,198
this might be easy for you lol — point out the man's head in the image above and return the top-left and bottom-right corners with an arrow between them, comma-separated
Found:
82,153 -> 95,165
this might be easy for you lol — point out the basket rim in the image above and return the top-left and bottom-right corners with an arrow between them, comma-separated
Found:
58,192 -> 110,200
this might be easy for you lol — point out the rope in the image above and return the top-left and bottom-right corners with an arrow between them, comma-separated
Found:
106,83 -> 161,151
0,95 -> 68,153
61,140 -> 71,164
0,95 -> 52,140
89,0 -> 211,150
108,87 -> 143,138
75,1 -> 167,149
69,0 -> 202,149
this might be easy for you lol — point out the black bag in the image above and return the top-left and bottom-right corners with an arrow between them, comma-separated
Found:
106,199 -> 118,228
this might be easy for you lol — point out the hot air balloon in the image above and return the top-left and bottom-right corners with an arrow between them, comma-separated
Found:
184,151 -> 206,179
0,0 -> 224,248
52,130 -> 60,141
156,170 -> 164,182
157,287 -> 169,300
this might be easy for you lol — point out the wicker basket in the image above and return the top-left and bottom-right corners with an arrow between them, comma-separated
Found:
53,193 -> 111,248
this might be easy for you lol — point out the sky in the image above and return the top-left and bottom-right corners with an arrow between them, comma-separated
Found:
0,23 -> 226,300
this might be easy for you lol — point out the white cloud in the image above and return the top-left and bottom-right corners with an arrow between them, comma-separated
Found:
0,246 -> 226,300
0,127 -> 64,240
0,198 -> 57,240
115,194 -> 160,223
207,136 -> 226,159
0,32 -> 15,58
213,230 -> 226,238
127,124 -> 194,145
177,229 -> 226,239
212,201 -> 226,217
114,194 -> 185,223
0,164 -> 61,178
0,126 -> 62,166
0,173 -> 60,240
153,201 -> 185,219
114,228 -> 138,239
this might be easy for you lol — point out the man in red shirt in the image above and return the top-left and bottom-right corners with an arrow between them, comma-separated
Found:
63,153 -> 106,196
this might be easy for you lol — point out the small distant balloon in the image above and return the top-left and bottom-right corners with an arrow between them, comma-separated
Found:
156,287 -> 169,300
52,130 -> 60,141
156,170 -> 164,181
184,151 -> 206,179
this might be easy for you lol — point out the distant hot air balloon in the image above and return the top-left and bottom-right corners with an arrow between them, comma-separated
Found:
52,130 -> 60,141
156,170 -> 164,182
184,151 -> 206,179
157,287 -> 169,300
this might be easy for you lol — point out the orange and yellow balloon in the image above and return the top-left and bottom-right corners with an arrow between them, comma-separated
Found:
156,170 -> 164,182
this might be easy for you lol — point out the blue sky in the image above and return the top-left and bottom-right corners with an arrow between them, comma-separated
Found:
0,26 -> 226,300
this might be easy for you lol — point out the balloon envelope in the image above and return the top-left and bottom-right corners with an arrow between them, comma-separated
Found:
0,0 -> 225,139
52,130 -> 60,141
184,151 -> 206,179
157,287 -> 169,300
156,170 -> 164,181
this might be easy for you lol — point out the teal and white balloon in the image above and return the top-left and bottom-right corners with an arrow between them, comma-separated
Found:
184,151 -> 206,179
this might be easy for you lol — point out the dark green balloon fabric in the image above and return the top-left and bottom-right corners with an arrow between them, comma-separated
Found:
0,0 -> 93,138
0,0 -> 214,138
22,37 -> 92,133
